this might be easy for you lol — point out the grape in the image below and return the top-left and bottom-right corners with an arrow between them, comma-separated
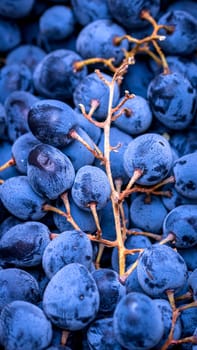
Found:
162,205 -> 197,248
188,268 -> 197,300
87,317 -> 122,350
43,263 -> 100,330
5,90 -> 38,143
73,72 -> 120,121
27,99 -> 78,147
0,300 -> 52,350
0,176 -> 48,220
123,133 -> 173,186
0,63 -> 33,104
113,292 -> 164,349
129,194 -> 168,233
39,5 -> 76,42
137,244 -> 188,298
6,44 -> 46,72
92,268 -> 125,316
0,17 -> 21,52
108,0 -> 160,29
178,246 -> 197,272
0,268 -> 40,311
71,165 -> 111,211
33,49 -> 87,100
71,0 -> 111,26
0,0 -> 35,19
53,195 -> 98,234
76,19 -> 129,66
0,221 -> 50,267
158,10 -> 197,56
114,95 -> 152,136
153,299 -> 182,349
147,72 -> 196,130
173,152 -> 197,199
42,230 -> 93,279
27,143 -> 75,200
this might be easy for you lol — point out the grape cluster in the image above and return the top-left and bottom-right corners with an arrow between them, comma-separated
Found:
0,0 -> 197,350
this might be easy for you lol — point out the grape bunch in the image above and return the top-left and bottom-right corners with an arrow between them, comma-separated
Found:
0,0 -> 197,349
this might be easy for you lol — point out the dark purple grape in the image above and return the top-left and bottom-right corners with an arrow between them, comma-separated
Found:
123,133 -> 173,186
137,244 -> 188,298
27,143 -> 75,200
42,230 -> 93,279
27,99 -> 78,147
43,263 -> 100,330
0,300 -> 52,350
113,292 -> 164,349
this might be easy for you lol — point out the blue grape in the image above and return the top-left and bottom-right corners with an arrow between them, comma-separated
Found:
153,299 -> 182,349
0,300 -> 52,350
173,153 -> 197,199
33,49 -> 87,100
61,126 -> 95,171
39,5 -> 75,42
76,19 -> 129,66
28,99 -> 78,147
71,165 -> 111,211
43,263 -> 100,330
147,72 -> 196,130
0,0 -> 35,18
11,132 -> 41,174
178,246 -> 197,272
180,306 -> 197,341
75,108 -> 101,144
0,103 -> 7,140
94,126 -> 132,184
87,317 -> 123,350
137,244 -> 188,298
114,95 -> 152,136
71,0 -> 111,26
6,44 -> 46,72
169,129 -> 197,157
188,268 -> 197,300
111,232 -> 152,273
5,90 -> 38,142
42,230 -> 93,279
53,196 -> 98,234
73,72 -> 120,121
125,267 -> 145,294
0,18 -> 21,52
92,268 -> 125,316
0,221 -> 50,267
0,142 -> 20,180
166,1 -> 197,19
113,292 -> 164,349
130,194 -> 168,233
121,57 -> 154,99
0,63 -> 33,104
158,10 -> 197,56
0,268 -> 40,311
0,176 -> 48,220
162,205 -> 197,248
0,216 -> 22,238
108,0 -> 160,29
27,143 -> 75,200
123,133 -> 173,185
